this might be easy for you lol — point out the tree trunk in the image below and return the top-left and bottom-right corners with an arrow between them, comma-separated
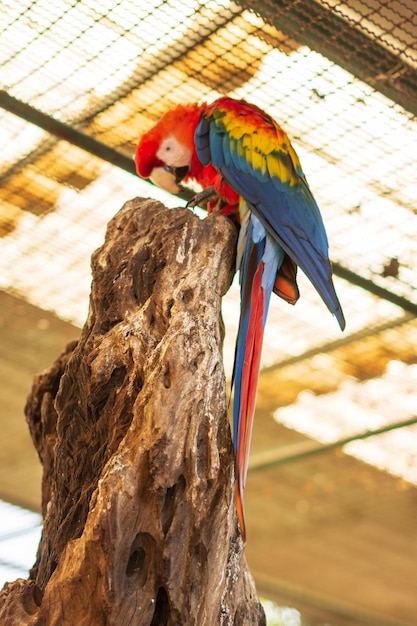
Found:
0,198 -> 265,626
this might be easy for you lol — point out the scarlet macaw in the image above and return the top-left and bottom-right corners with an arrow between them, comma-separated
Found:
135,97 -> 345,541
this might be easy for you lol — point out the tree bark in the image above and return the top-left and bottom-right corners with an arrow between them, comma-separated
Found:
0,198 -> 265,626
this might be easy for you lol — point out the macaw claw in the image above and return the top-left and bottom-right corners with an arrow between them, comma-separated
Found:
186,185 -> 219,208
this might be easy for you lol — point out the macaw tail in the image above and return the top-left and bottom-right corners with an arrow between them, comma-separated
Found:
233,214 -> 283,541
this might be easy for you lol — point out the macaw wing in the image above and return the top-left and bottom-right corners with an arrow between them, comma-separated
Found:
195,98 -> 345,330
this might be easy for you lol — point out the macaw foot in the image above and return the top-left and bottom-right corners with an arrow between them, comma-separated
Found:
186,186 -> 219,209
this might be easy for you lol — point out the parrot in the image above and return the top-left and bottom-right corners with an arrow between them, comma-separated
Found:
135,96 -> 345,541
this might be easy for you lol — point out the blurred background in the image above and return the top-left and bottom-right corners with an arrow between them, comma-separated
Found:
0,1 -> 416,624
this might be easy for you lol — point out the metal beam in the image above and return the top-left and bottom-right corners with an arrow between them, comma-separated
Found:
0,90 -> 137,176
249,415 -> 417,471
261,313 -> 415,372
333,263 -> 417,315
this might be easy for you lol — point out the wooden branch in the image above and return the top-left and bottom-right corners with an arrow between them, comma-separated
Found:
0,198 -> 265,625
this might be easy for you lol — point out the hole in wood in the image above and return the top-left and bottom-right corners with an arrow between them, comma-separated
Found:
126,547 -> 145,577
21,583 -> 43,615
190,351 -> 205,373
133,371 -> 144,395
165,298 -> 174,317
161,475 -> 186,535
125,532 -> 155,590
180,288 -> 194,304
150,586 -> 169,626
162,362 -> 171,389
196,410 -> 209,480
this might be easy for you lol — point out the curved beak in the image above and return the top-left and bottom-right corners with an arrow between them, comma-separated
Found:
149,165 -> 190,194
164,164 -> 190,185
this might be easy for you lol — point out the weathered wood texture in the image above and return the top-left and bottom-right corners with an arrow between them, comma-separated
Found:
0,198 -> 265,625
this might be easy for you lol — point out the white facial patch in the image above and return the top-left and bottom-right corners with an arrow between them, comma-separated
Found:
150,166 -> 182,194
156,135 -> 192,168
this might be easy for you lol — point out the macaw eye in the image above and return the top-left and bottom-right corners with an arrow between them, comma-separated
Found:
160,139 -> 173,152
156,136 -> 192,168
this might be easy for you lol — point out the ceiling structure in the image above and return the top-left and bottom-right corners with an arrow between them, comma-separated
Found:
0,1 -> 416,624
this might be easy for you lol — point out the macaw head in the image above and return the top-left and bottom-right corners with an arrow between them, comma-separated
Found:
135,103 -> 204,194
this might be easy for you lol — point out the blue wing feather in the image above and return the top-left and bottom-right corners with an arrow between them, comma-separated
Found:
195,116 -> 211,165
195,105 -> 345,330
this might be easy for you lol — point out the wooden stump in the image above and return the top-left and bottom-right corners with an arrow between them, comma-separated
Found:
0,198 -> 265,625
